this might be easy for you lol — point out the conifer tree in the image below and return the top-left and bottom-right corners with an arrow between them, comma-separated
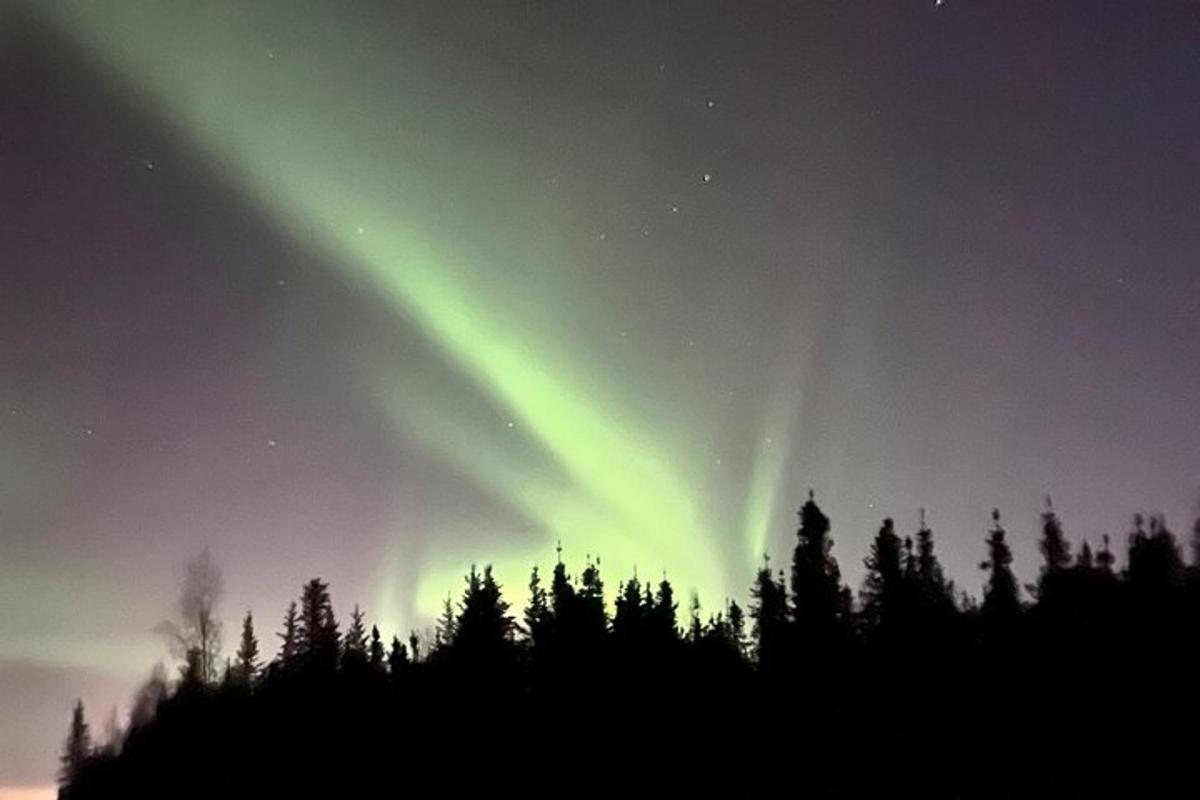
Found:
549,544 -> 576,633
233,611 -> 260,686
277,601 -> 299,663
861,518 -> 904,631
1038,497 -> 1071,600
387,635 -> 409,679
297,578 -> 339,666
1127,513 -> 1183,590
726,599 -> 747,657
434,594 -> 457,650
368,625 -> 386,670
1075,540 -> 1094,570
59,699 -> 91,788
613,574 -> 645,643
749,557 -> 788,669
791,491 -> 848,633
343,605 -> 368,655
981,509 -> 1021,626
454,565 -> 516,671
523,565 -> 552,646
651,574 -> 679,642
915,510 -> 949,598
577,557 -> 608,637
1096,534 -> 1116,574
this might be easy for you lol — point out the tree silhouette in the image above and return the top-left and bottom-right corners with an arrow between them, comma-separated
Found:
861,517 -> 904,633
275,600 -> 299,665
59,699 -> 91,789
58,493 -> 1200,799
981,509 -> 1020,628
297,577 -> 339,668
790,490 -> 849,635
156,548 -> 224,684
749,557 -> 788,672
232,612 -> 260,686
434,594 -> 457,652
387,635 -> 408,680
523,565 -> 552,647
342,604 -> 368,662
368,625 -> 386,670
613,573 -> 646,644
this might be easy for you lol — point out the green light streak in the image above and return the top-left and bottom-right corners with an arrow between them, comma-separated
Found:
41,0 -> 747,633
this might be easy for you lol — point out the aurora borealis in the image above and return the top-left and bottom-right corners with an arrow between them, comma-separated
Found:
3,1 -> 1200,791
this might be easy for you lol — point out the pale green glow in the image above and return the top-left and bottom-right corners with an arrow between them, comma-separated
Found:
41,0 -> 775,636
376,384 -> 723,618
0,575 -> 160,676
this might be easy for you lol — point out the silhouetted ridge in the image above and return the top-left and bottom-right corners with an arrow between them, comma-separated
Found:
59,494 -> 1200,799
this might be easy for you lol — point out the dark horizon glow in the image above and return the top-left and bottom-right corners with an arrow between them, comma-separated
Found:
2,1 -> 1199,791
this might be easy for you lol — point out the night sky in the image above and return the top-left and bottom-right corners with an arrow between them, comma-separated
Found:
3,0 -> 1200,791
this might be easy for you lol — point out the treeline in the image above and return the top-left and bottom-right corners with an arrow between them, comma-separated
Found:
60,495 -> 1200,798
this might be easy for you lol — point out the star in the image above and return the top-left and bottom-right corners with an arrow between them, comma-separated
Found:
706,99 -> 715,109
143,159 -> 155,171
670,205 -> 679,213
267,439 -> 277,448
506,421 -> 515,429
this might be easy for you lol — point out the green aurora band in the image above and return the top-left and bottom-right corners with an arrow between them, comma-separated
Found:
34,0 -> 796,635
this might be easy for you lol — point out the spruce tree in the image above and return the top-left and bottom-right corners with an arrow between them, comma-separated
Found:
613,574 -> 645,643
454,565 -> 517,675
297,578 -> 339,666
915,511 -> 946,588
861,518 -> 904,631
277,601 -> 299,663
368,625 -> 386,670
791,490 -> 848,634
523,565 -> 552,646
343,605 -> 368,655
387,635 -> 409,679
749,558 -> 788,670
726,599 -> 747,657
1038,497 -> 1071,600
1075,540 -> 1094,570
577,557 -> 608,637
981,509 -> 1021,626
1127,513 -> 1183,590
435,594 -> 457,650
651,574 -> 679,643
233,612 -> 260,686
549,544 -> 576,634
59,699 -> 92,788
